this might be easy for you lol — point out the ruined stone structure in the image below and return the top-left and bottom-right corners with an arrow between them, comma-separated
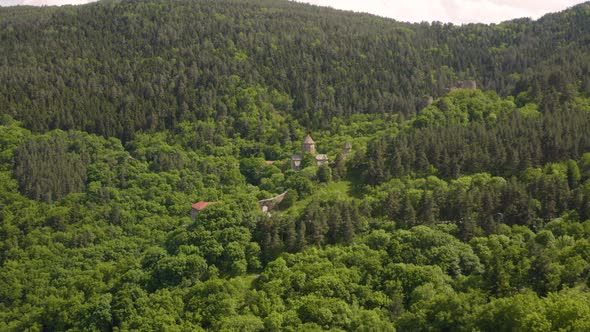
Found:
450,80 -> 477,91
258,191 -> 288,213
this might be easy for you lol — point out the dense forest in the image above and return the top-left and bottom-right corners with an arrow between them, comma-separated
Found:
2,0 -> 590,330
1,0 -> 590,139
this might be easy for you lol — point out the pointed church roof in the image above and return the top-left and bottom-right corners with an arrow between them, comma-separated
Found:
303,135 -> 315,144
343,141 -> 352,149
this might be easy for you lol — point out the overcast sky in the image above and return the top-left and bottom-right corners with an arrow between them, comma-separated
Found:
295,0 -> 584,24
0,0 -> 584,24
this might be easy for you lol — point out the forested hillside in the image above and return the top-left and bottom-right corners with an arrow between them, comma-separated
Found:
2,0 -> 590,331
0,0 -> 589,138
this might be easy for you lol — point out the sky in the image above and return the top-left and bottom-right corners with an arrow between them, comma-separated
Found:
295,0 -> 585,24
0,0 -> 585,24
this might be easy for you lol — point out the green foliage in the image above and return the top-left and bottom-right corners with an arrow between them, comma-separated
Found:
1,1 -> 590,331
13,130 -> 121,202
317,165 -> 332,183
285,174 -> 314,197
1,0 -> 590,138
359,105 -> 590,183
2,113 -> 590,329
413,89 -> 514,128
278,190 -> 298,210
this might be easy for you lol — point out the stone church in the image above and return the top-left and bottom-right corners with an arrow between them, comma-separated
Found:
291,135 -> 350,170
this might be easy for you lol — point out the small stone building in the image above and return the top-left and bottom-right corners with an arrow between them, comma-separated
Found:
191,201 -> 216,220
291,154 -> 302,171
315,154 -> 329,166
258,191 -> 288,213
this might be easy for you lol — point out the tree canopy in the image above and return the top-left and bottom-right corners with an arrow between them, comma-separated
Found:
2,0 -> 590,330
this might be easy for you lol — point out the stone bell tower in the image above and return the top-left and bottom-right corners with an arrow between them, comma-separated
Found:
302,135 -> 316,155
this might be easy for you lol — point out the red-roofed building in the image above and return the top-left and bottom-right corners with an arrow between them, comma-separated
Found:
191,201 -> 216,220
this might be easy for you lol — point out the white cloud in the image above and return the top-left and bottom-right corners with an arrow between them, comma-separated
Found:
294,0 -> 585,24
0,0 -> 96,6
0,0 -> 584,24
